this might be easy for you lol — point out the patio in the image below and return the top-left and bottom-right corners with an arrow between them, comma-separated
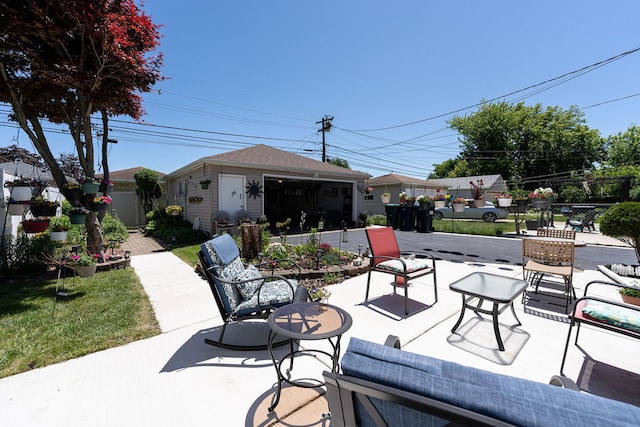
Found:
1,238 -> 638,426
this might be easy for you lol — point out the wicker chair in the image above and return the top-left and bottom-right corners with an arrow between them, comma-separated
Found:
522,238 -> 575,313
536,228 -> 576,240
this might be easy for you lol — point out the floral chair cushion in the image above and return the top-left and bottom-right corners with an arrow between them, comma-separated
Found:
582,300 -> 640,333
234,278 -> 299,316
376,257 -> 433,275
236,264 -> 263,300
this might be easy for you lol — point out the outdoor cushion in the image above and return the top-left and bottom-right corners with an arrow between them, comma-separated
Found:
208,233 -> 239,265
376,257 -> 432,274
340,337 -> 640,426
581,300 -> 640,333
234,278 -> 299,316
236,264 -> 263,300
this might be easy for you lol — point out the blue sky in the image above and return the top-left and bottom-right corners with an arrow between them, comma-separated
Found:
1,1 -> 639,180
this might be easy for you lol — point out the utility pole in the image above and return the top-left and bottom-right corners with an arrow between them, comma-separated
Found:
316,115 -> 333,162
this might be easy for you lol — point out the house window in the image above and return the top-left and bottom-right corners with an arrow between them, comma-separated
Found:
364,194 -> 374,201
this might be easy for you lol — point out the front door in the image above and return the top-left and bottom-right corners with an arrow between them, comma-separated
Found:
219,174 -> 245,214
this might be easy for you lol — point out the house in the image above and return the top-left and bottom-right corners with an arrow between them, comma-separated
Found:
163,144 -> 370,235
433,174 -> 507,200
364,173 -> 446,215
98,167 -> 166,227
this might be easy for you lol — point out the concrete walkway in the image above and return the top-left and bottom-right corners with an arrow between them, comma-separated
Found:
1,232 -> 639,426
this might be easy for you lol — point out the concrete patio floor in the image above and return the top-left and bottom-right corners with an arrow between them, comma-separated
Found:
1,239 -> 639,426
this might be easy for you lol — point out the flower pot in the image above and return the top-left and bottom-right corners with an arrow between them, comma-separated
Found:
66,188 -> 84,204
621,293 -> 640,306
73,264 -> 97,278
531,199 -> 547,209
497,198 -> 512,207
452,203 -> 465,213
381,195 -> 391,204
90,202 -> 108,212
7,203 -> 27,215
200,182 -> 209,189
434,200 -> 445,208
472,199 -> 485,208
30,205 -> 57,217
21,219 -> 50,233
516,199 -> 529,207
9,186 -> 33,203
70,214 -> 87,225
82,182 -> 100,194
49,231 -> 68,242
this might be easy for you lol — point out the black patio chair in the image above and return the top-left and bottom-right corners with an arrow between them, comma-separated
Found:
568,210 -> 596,232
197,234 -> 308,350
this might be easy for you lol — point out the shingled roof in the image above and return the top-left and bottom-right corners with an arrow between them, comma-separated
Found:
366,173 -> 446,189
99,167 -> 166,183
166,144 -> 369,179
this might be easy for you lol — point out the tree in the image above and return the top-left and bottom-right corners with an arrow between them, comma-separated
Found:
0,0 -> 162,254
0,144 -> 43,167
599,202 -> 640,263
58,152 -> 82,178
134,168 -> 162,214
605,124 -> 640,168
448,102 -> 604,188
327,157 -> 350,168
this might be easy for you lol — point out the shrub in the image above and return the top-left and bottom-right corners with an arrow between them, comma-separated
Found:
101,214 -> 128,242
599,202 -> 640,263
0,234 -> 56,275
558,185 -> 588,203
367,214 -> 387,226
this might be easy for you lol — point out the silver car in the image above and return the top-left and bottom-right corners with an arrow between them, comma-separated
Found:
433,201 -> 508,222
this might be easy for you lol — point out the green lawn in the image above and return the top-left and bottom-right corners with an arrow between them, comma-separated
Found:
0,268 -> 160,379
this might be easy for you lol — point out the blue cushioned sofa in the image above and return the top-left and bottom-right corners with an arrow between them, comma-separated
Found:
324,336 -> 640,426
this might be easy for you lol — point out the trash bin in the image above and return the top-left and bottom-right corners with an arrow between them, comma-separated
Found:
415,207 -> 433,233
385,204 -> 400,229
398,206 -> 415,231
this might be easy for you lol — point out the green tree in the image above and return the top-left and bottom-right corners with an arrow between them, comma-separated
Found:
0,1 -> 162,255
605,124 -> 640,168
448,102 -> 604,188
134,169 -> 163,215
327,157 -> 350,168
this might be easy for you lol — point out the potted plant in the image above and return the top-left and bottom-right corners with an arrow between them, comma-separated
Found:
417,195 -> 431,210
67,252 -> 100,278
398,191 -> 407,205
381,192 -> 391,204
69,206 -> 89,224
80,177 -> 101,194
4,177 -> 37,202
495,192 -> 513,207
165,204 -> 183,216
90,195 -> 112,212
452,197 -> 467,212
306,284 -> 331,305
188,196 -> 203,204
433,189 -> 446,208
21,217 -> 51,233
5,197 -> 27,215
63,181 -> 83,204
619,282 -> 640,306
199,179 -> 211,189
364,186 -> 373,194
470,179 -> 484,208
29,196 -> 59,217
49,216 -> 70,241
528,187 -> 554,209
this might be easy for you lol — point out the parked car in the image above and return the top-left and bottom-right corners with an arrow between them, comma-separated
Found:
433,201 -> 508,222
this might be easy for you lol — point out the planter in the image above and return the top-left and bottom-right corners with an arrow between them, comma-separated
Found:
90,202 -> 108,212
419,203 -> 431,211
472,199 -> 485,208
70,214 -> 87,225
7,203 -> 27,215
82,182 -> 100,194
200,182 -> 210,189
516,199 -> 529,208
531,199 -> 548,209
434,200 -> 446,208
30,205 -> 57,217
73,264 -> 97,278
9,186 -> 33,203
49,231 -> 68,242
21,219 -> 50,233
452,203 -> 465,213
497,198 -> 513,207
381,195 -> 391,204
621,293 -> 640,306
170,210 -> 181,216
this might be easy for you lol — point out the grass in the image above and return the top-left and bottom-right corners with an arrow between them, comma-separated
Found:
0,268 -> 160,379
171,244 -> 200,267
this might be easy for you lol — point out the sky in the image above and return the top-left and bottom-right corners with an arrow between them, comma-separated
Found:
1,1 -> 639,181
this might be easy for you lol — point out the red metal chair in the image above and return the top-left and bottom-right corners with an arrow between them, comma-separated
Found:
365,227 -> 437,315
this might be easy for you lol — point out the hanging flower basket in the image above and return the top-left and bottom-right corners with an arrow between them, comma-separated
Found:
90,202 -> 108,212
381,194 -> 391,204
497,198 -> 513,207
70,214 -> 87,225
82,182 -> 100,194
49,231 -> 68,242
531,199 -> 547,209
434,200 -> 446,208
21,219 -> 50,233
452,203 -> 466,213
9,186 -> 33,203
30,204 -> 58,217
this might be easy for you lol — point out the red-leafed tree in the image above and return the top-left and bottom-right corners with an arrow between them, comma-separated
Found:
0,0 -> 163,255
